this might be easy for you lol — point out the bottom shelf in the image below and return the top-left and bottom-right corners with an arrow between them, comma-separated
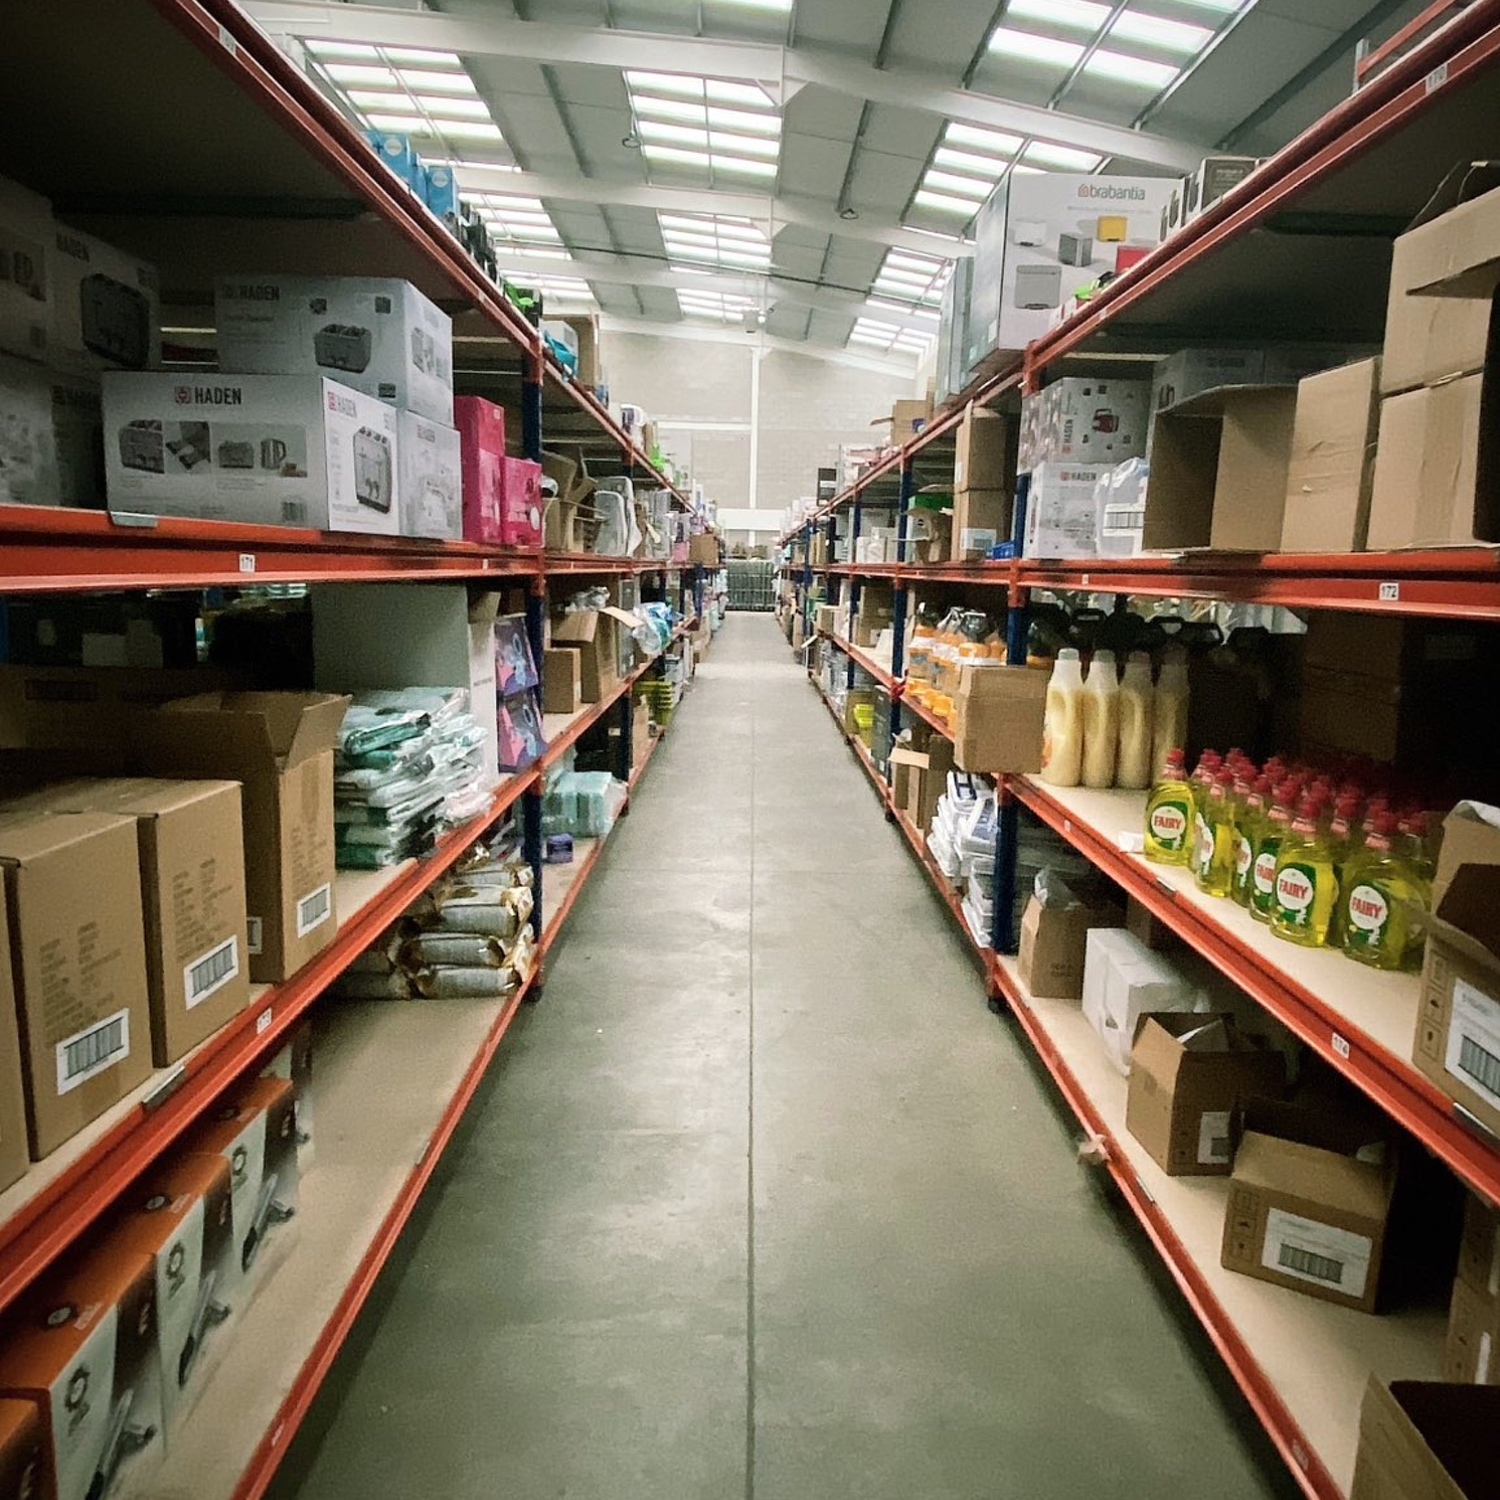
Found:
120,981 -> 533,1500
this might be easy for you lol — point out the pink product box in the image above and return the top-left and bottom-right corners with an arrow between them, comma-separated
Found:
455,396 -> 543,548
500,456 -> 544,549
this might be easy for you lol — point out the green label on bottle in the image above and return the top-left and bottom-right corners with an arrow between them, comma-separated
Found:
1149,798 -> 1190,853
1345,882 -> 1390,951
1274,862 -> 1318,928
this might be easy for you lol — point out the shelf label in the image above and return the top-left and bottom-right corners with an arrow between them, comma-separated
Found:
1426,62 -> 1449,94
1331,1031 -> 1352,1060
1291,1442 -> 1310,1473
255,1006 -> 274,1037
239,553 -> 256,574
1378,581 -> 1400,601
218,23 -> 238,55
144,1064 -> 187,1113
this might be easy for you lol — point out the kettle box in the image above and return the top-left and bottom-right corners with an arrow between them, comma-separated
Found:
101,373 -> 401,535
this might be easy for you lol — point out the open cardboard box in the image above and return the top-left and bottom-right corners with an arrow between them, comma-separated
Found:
1350,1378 -> 1500,1499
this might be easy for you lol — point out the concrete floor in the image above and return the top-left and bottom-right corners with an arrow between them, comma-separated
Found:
272,613 -> 1298,1500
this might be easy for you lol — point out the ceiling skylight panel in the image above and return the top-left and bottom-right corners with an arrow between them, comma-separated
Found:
945,123 -> 1026,156
1005,0 -> 1110,30
638,120 -> 711,146
914,189 -> 985,216
704,79 -> 778,108
643,144 -> 714,168
706,106 -> 780,135
1021,140 -> 1102,169
923,170 -> 992,199
399,69 -> 480,95
324,64 -> 400,88
934,147 -> 1012,177
987,28 -> 1085,65
712,133 -> 779,158
1082,48 -> 1179,86
712,155 -> 777,176
634,96 -> 709,124
416,96 -> 493,121
1110,10 -> 1214,52
627,68 -> 783,183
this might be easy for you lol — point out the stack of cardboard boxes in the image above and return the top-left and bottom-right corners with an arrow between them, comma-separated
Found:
951,407 -> 1012,561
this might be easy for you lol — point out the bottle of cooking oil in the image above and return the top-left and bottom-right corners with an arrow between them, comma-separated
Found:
1193,768 -> 1239,897
1250,781 -> 1297,922
1144,748 -> 1194,866
1039,649 -> 1086,788
1341,811 -> 1430,972
1271,792 -> 1339,947
1231,773 -> 1272,908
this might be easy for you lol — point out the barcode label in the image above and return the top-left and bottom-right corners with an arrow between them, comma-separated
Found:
296,883 -> 333,938
185,937 -> 240,1010
1263,1208 -> 1372,1299
280,500 -> 308,524
1197,1110 -> 1232,1166
56,1008 -> 131,1095
1447,978 -> 1500,1109
246,917 -> 264,956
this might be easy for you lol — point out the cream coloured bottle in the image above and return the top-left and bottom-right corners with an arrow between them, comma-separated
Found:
1115,651 -> 1155,791
1151,647 -> 1190,780
1080,649 -> 1120,790
1039,649 -> 1085,788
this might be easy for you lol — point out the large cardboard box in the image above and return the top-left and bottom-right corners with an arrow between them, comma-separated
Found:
888,398 -> 933,445
0,809 -> 150,1158
1444,1277 -> 1500,1385
132,694 -> 348,983
953,489 -> 1010,557
1144,388 -> 1298,551
889,733 -> 957,833
49,225 -> 160,374
1459,1189 -> 1500,1301
1222,1097 -> 1396,1312
311,584 -> 501,789
396,408 -> 461,541
0,1245 -> 164,1500
0,917 -> 27,1191
102,373 -> 400,534
20,779 -> 249,1066
1349,1379 -> 1500,1499
1281,358 -> 1381,553
0,174 -> 53,363
950,664 -> 1047,774
542,647 -> 583,716
551,607 -> 637,702
688,533 -> 722,568
1126,1014 -> 1286,1176
953,406 -> 1009,491
1413,808 -> 1500,1139
1017,892 -> 1124,1000
214,274 -> 453,424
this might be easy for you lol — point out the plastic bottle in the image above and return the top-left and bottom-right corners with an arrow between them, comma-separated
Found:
1151,648 -> 1190,778
1116,653 -> 1155,791
1080,650 -> 1120,789
1250,781 -> 1297,922
1270,793 -> 1339,947
1039,649 -> 1086,788
1144,749 -> 1194,865
1193,768 -> 1239,897
1398,810 -> 1437,882
1341,811 -> 1431,972
1231,774 -> 1272,908
1190,750 -> 1223,822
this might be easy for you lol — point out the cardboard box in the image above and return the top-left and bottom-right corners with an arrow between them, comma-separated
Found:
1023,462 -> 1106,558
0,809 -> 150,1158
889,397 -> 933,445
1017,892 -> 1124,1000
20,779 -> 249,1066
311,583 -> 501,789
950,664 -> 1047,774
688,533 -> 722,567
183,1074 -> 299,1305
105,1153 -> 237,1427
132,693 -> 347,983
1082,927 -> 1204,1076
1459,1189 -> 1500,1301
214,274 -> 453,424
262,1018 -> 315,1170
890,733 -> 957,833
1144,388 -> 1298,551
1183,156 -> 1260,222
815,604 -> 841,637
1367,376 -> 1494,549
0,915 -> 27,1192
1349,1379 -> 1500,1499
906,508 -> 951,565
0,174 -> 53,363
0,1400 -> 43,1500
1126,894 -> 1179,952
953,406 -> 1008,490
543,647 -> 582,715
1126,1014 -> 1287,1176
953,490 -> 1010,555
49,225 -> 160,374
397,409 -> 461,540
1413,810 -> 1500,1140
0,1245 -> 164,1500
102,373 -> 401,534
1444,1277 -> 1500,1385
0,355 -> 104,509
1222,1097 -> 1396,1312
1151,348 -> 1267,414
1281,358 -> 1381,553
551,607 -> 637,702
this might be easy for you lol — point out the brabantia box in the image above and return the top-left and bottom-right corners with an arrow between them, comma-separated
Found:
964,173 -> 1174,373
397,408 -> 462,540
101,373 -> 400,535
214,275 -> 453,424
49,225 -> 160,373
182,1075 -> 299,1306
0,1246 -> 164,1500
105,1153 -> 236,1430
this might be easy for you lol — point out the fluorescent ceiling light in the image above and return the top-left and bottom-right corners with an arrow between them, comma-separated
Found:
305,40 -> 380,60
1005,0 -> 1109,30
1021,140 -> 1102,170
945,123 -> 1026,156
399,69 -> 479,95
922,170 -> 991,199
712,156 -> 777,176
634,96 -> 709,123
325,64 -> 399,87
913,189 -> 983,216
706,106 -> 780,135
934,147 -> 1012,176
988,28 -> 1085,65
713,132 -> 779,158
639,120 -> 710,146
1082,48 -> 1179,86
412,96 -> 492,120
1111,10 -> 1214,52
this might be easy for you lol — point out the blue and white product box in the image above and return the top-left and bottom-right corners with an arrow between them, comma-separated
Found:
0,174 -> 53,362
1023,462 -> 1109,559
963,173 -> 1175,374
214,275 -> 454,424
102,372 -> 400,534
0,354 -> 103,508
422,163 -> 462,222
364,131 -> 424,191
49,224 -> 161,373
397,408 -> 462,540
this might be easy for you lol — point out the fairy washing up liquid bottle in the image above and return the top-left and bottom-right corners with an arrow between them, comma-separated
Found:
1340,811 -> 1430,972
1144,749 -> 1193,865
1270,791 -> 1339,946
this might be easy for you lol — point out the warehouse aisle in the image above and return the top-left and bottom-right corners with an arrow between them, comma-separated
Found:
272,613 -> 1296,1500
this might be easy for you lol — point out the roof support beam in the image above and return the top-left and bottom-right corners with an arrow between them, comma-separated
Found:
241,0 -> 1208,170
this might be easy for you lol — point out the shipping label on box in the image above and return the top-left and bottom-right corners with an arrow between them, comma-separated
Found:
0,174 -> 52,363
102,373 -> 401,534
397,409 -> 461,540
214,275 -> 453,423
50,225 -> 160,373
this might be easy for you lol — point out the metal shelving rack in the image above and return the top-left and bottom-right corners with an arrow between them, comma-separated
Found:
782,5 -> 1500,1495
0,4 -> 715,1496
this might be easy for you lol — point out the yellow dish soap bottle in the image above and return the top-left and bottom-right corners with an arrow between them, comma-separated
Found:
1250,780 -> 1297,923
1340,810 -> 1430,972
1144,748 -> 1193,866
1193,769 -> 1239,897
1231,773 -> 1272,908
1270,792 -> 1338,946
